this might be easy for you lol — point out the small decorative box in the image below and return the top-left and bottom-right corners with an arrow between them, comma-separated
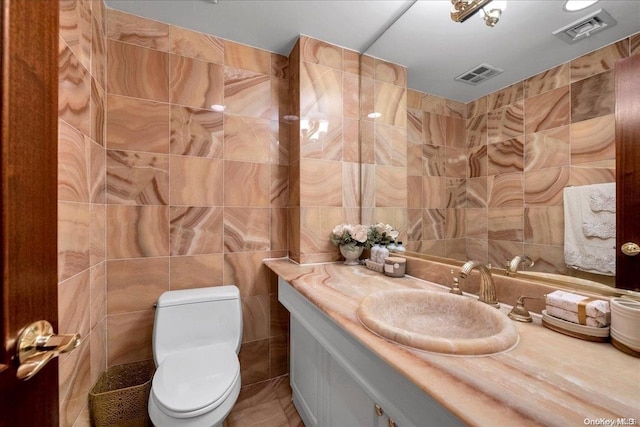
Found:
365,259 -> 384,273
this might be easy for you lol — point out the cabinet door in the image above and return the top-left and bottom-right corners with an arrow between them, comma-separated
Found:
290,317 -> 321,427
326,355 -> 378,427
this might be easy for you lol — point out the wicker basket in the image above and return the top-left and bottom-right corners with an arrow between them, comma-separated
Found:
89,360 -> 155,427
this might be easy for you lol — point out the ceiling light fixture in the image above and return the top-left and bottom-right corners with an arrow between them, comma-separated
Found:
563,0 -> 599,12
482,0 -> 506,27
450,0 -> 506,27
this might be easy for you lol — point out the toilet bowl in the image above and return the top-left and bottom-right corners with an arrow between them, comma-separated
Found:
148,286 -> 243,427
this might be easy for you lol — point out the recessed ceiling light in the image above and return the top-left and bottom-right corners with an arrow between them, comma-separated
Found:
563,0 -> 599,12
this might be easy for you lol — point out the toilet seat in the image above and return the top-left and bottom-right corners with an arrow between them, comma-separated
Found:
152,343 -> 240,418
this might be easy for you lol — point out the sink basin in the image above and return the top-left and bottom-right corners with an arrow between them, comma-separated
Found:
357,289 -> 518,356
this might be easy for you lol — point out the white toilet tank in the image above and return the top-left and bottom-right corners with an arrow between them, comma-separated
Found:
153,285 -> 242,366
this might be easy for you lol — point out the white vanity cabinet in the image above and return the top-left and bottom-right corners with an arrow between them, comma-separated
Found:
279,278 -> 465,427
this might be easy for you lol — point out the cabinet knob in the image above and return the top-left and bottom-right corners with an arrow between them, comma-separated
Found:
388,418 -> 397,427
375,404 -> 384,416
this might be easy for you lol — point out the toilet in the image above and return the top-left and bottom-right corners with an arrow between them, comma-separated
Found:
148,286 -> 243,427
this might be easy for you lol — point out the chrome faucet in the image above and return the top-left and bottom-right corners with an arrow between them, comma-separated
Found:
505,254 -> 534,276
459,260 -> 500,308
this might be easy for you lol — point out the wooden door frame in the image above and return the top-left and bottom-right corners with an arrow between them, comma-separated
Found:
615,54 -> 640,291
1,0 -> 60,425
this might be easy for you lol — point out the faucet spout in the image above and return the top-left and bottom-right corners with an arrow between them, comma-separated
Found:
459,260 -> 500,308
506,255 -> 534,276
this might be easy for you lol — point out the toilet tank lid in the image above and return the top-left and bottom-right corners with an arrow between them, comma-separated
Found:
157,285 -> 239,308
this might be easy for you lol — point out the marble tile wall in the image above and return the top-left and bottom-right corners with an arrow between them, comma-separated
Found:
101,7 -> 290,396
288,36 -> 362,263
407,35 -> 637,278
405,87 -> 467,258
58,1 -> 107,426
360,54 -> 409,244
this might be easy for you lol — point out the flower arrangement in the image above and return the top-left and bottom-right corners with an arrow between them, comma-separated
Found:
368,223 -> 399,245
330,224 -> 371,248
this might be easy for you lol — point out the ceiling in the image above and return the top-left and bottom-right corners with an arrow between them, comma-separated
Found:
105,0 -> 640,103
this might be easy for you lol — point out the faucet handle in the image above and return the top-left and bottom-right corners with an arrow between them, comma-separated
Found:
505,259 -> 516,276
450,277 -> 463,295
449,269 -> 463,295
508,296 -> 539,322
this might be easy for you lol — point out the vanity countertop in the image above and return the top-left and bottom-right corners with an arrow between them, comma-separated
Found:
264,258 -> 640,427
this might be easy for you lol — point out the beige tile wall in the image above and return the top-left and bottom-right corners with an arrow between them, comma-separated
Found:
407,36 -> 639,280
58,0 -> 107,425
288,36 -> 362,263
405,87 -> 467,259
102,7 -> 290,392
361,55 -> 409,242
58,3 -> 290,425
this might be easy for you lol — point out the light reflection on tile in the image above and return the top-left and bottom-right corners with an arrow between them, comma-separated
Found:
170,55 -> 224,109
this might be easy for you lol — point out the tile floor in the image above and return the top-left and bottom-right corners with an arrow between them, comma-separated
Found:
225,375 -> 304,427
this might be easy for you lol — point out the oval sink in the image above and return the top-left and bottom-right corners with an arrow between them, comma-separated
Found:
357,289 -> 518,356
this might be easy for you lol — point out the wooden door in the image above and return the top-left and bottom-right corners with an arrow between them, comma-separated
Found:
0,0 -> 60,425
615,54 -> 640,291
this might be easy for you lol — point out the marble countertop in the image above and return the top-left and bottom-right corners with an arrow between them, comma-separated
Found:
264,258 -> 640,427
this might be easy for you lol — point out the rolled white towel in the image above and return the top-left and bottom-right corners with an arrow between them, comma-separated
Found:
545,305 -> 605,328
545,290 -> 610,327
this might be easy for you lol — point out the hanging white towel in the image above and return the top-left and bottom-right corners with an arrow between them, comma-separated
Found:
563,185 -> 616,276
588,182 -> 616,213
581,183 -> 616,239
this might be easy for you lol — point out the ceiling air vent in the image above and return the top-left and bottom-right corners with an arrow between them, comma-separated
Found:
454,63 -> 504,85
553,9 -> 617,44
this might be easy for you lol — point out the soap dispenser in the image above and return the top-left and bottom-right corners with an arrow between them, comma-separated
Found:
387,240 -> 397,251
378,243 -> 389,264
370,240 -> 381,263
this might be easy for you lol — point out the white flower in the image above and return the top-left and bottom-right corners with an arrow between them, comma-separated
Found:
330,223 -> 372,247
383,224 -> 394,235
352,224 -> 369,243
332,224 -> 347,236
